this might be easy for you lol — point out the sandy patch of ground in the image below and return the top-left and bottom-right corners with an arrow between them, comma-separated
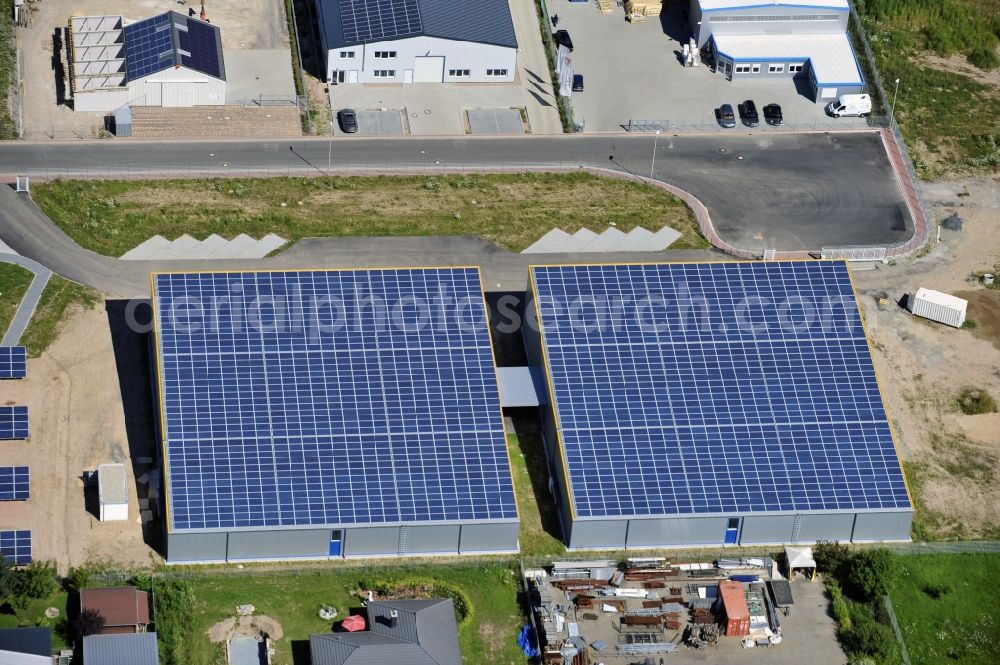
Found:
0,302 -> 156,572
920,52 -> 1000,88
852,178 -> 1000,538
208,615 -> 284,642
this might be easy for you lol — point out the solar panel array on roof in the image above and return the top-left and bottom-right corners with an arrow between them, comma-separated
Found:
0,406 -> 29,440
123,13 -> 174,81
0,466 -> 29,501
339,0 -> 423,44
531,261 -> 910,519
0,531 -> 31,565
0,347 -> 27,379
153,269 -> 517,532
178,18 -> 223,79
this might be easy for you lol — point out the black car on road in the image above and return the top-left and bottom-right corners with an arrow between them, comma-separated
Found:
763,103 -> 783,126
337,108 -> 358,133
717,104 -> 736,128
738,100 -> 759,127
554,29 -> 574,51
572,74 -> 584,92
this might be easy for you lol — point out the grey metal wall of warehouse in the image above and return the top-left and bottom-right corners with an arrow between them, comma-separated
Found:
228,529 -> 330,560
853,511 -> 913,542
688,1 -> 849,47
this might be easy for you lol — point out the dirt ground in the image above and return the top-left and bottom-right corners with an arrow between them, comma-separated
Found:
0,301 -> 156,573
17,0 -> 291,139
851,178 -> 1000,539
208,615 -> 284,642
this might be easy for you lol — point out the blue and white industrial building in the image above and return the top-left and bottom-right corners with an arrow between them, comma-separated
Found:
690,0 -> 864,102
524,261 -> 912,550
314,0 -> 517,84
150,268 -> 519,563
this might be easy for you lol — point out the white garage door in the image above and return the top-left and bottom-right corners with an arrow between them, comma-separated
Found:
413,56 -> 444,83
161,82 -> 196,107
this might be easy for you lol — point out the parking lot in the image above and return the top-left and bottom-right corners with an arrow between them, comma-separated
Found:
550,0 -> 868,132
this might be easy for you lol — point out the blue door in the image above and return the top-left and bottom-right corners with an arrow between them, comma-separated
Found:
724,518 -> 739,544
329,530 -> 343,557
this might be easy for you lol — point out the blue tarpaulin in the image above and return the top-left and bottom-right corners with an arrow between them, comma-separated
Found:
730,574 -> 760,583
517,624 -> 539,657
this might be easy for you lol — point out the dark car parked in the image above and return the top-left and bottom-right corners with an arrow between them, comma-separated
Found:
554,29 -> 574,51
718,104 -> 736,128
738,100 -> 759,127
337,108 -> 358,133
572,74 -> 584,92
763,103 -> 783,126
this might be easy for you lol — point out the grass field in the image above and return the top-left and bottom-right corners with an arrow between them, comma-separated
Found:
890,553 -> 1000,664
0,590 -> 70,650
157,563 -> 528,665
0,262 -> 33,339
507,432 -> 564,557
20,274 -> 101,357
30,173 -> 705,257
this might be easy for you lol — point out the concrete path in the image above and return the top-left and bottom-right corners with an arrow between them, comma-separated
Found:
0,253 -> 52,346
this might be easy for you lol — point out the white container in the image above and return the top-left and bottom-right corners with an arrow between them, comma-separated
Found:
98,463 -> 129,521
909,288 -> 967,328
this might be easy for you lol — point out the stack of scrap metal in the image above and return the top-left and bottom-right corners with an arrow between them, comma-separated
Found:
553,578 -> 611,592
692,607 -> 715,624
551,561 -> 615,579
684,623 -> 720,648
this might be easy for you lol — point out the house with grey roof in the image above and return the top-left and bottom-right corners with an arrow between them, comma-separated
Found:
314,0 -> 517,85
82,632 -> 160,665
310,599 -> 462,665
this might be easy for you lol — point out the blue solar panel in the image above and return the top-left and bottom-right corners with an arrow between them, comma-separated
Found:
178,18 -> 223,79
339,0 -> 423,45
123,13 -> 174,81
0,346 -> 27,379
530,261 -> 911,519
153,269 -> 516,531
0,406 -> 28,440
0,531 -> 31,565
0,466 -> 29,501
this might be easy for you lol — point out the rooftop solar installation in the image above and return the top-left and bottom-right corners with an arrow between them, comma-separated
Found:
0,346 -> 27,379
339,0 -> 423,45
177,17 -> 223,79
153,269 -> 517,532
0,406 -> 29,440
123,13 -> 174,81
0,467 -> 29,501
0,531 -> 31,565
531,261 -> 911,519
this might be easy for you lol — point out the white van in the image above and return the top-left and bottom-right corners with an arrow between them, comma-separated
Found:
825,93 -> 872,117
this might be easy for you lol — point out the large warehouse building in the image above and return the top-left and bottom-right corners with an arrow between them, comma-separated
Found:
525,261 -> 912,550
689,0 -> 864,102
151,268 -> 518,563
314,0 -> 517,84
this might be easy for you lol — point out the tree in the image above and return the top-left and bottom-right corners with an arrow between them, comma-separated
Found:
16,561 -> 58,600
813,540 -> 852,576
72,608 -> 106,639
0,557 -> 17,600
844,549 -> 900,601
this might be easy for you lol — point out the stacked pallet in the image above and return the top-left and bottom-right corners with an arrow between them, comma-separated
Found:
624,0 -> 662,16
598,0 -> 615,13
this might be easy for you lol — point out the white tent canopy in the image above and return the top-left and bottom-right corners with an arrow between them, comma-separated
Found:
785,546 -> 817,569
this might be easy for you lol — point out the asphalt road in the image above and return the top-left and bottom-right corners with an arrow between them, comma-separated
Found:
0,131 -> 912,296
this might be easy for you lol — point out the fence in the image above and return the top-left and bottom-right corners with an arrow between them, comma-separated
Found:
883,596 -> 912,665
625,116 -> 871,133
285,0 -> 313,134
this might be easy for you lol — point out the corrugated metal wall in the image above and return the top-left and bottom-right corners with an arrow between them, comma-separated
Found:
129,66 -> 226,107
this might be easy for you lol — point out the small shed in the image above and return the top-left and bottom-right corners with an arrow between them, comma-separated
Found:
79,587 -> 150,634
909,288 -> 967,328
98,464 -> 128,521
717,581 -> 750,637
785,546 -> 817,580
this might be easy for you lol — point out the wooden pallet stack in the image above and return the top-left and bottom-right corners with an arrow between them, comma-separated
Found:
624,0 -> 663,19
598,0 -> 615,14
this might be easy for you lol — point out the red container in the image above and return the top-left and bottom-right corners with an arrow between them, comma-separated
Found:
718,581 -> 751,637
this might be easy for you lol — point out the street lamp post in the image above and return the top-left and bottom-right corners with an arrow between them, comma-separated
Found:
650,129 -> 661,182
891,78 -> 900,118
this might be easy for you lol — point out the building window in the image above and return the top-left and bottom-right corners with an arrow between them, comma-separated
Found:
449,69 -> 471,77
734,65 -> 751,73
788,64 -> 804,73
751,64 -> 761,73
768,64 -> 785,73
373,70 -> 396,78
486,68 -> 508,76
339,51 -> 355,59
374,51 -> 397,59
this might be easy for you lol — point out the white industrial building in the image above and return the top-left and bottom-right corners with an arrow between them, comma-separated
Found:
689,0 -> 864,102
70,11 -> 226,112
314,0 -> 517,84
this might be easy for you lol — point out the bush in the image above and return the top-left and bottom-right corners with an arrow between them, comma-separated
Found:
958,387 -> 997,415
844,549 -> 901,601
968,47 -> 1000,70
843,617 -> 897,660
154,579 -> 195,665
15,561 -> 58,600
921,582 -> 951,599
814,540 -> 852,575
72,608 -> 106,639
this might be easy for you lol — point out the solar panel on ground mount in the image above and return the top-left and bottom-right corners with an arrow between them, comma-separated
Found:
339,0 -> 423,45
531,261 -> 911,519
153,269 -> 517,532
0,466 -> 29,501
0,346 -> 27,379
0,406 -> 29,440
123,12 -> 175,81
0,531 -> 31,565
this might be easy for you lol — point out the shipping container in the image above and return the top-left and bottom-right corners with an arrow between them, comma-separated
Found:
717,581 -> 750,636
909,288 -> 967,328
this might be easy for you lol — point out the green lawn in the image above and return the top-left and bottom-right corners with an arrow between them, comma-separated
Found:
0,590 -> 70,650
156,563 -> 528,665
20,275 -> 101,357
0,262 -> 33,339
890,553 -> 1000,664
507,432 -> 564,557
30,173 -> 706,257
0,0 -> 15,139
